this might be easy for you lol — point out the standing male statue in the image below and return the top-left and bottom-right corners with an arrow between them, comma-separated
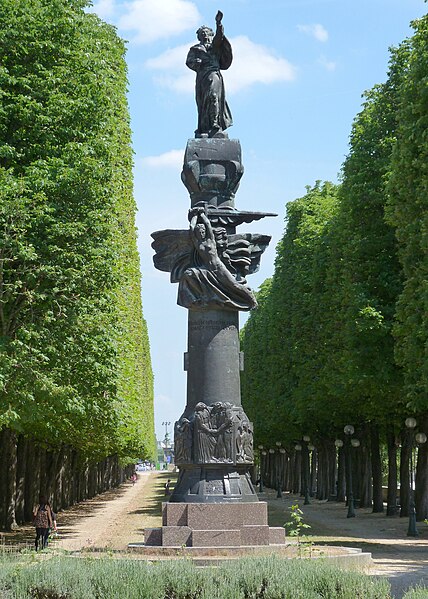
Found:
186,10 -> 233,138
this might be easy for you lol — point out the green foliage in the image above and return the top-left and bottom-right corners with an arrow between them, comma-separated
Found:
284,503 -> 311,538
386,15 -> 428,412
0,552 -> 392,599
283,503 -> 314,557
0,0 -> 155,460
330,46 -> 407,427
241,181 -> 342,445
242,33 -> 412,447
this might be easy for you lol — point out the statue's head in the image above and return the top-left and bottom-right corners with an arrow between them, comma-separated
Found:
194,223 -> 206,241
197,26 -> 214,44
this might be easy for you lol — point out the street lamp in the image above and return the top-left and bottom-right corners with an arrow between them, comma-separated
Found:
162,421 -> 171,446
343,425 -> 359,518
405,417 -> 427,537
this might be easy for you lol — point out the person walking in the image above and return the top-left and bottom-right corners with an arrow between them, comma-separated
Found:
33,495 -> 56,550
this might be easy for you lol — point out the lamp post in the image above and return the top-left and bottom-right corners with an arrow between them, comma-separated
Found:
405,417 -> 427,537
162,421 -> 171,446
162,421 -> 171,466
302,435 -> 311,505
343,425 -> 359,518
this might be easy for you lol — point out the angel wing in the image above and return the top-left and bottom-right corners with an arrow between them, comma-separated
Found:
227,233 -> 271,275
151,229 -> 193,283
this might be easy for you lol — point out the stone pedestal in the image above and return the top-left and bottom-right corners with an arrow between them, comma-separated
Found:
184,310 -> 241,415
182,137 -> 244,209
144,502 -> 286,548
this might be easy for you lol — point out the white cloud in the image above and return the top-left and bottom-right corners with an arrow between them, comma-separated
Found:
91,0 -> 116,19
318,55 -> 336,71
118,0 -> 201,44
298,23 -> 329,42
140,149 -> 184,169
145,35 -> 296,95
225,36 -> 296,93
146,43 -> 195,92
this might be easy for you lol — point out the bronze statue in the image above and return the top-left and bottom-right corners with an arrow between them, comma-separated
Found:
177,208 -> 257,311
186,10 -> 233,138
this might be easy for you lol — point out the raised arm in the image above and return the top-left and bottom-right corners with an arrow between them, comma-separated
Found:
213,10 -> 224,47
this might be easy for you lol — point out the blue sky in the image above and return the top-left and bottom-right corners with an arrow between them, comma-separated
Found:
88,0 -> 426,446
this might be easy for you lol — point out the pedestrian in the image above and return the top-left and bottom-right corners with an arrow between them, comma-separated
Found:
33,495 -> 57,550
164,479 -> 171,496
131,472 -> 137,486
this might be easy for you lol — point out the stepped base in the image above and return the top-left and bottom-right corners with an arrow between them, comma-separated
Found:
143,501 -> 286,548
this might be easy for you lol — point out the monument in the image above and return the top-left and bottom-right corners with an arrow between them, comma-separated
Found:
146,11 -> 285,548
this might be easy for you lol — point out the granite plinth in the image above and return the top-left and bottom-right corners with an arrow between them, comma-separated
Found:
192,529 -> 241,547
162,526 -> 192,547
144,528 -> 162,546
269,527 -> 286,545
241,525 -> 270,546
145,501 -> 283,548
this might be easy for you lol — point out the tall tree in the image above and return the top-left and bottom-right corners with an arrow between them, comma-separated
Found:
0,0 -> 155,462
387,15 -> 428,519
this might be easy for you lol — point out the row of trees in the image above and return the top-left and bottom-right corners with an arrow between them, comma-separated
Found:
0,0 -> 155,529
241,14 -> 428,518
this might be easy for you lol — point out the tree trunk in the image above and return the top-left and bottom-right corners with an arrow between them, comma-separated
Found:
356,427 -> 372,508
0,429 -> 7,527
415,416 -> 428,521
328,443 -> 336,497
45,450 -> 59,504
292,451 -> 301,494
371,425 -> 384,513
316,445 -> 329,500
61,446 -> 71,508
39,449 -> 47,498
310,450 -> 317,496
54,445 -> 66,512
386,426 -> 398,517
4,429 -> 18,530
15,435 -> 27,524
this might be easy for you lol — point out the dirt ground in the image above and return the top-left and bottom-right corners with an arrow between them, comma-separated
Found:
3,472 -> 428,598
